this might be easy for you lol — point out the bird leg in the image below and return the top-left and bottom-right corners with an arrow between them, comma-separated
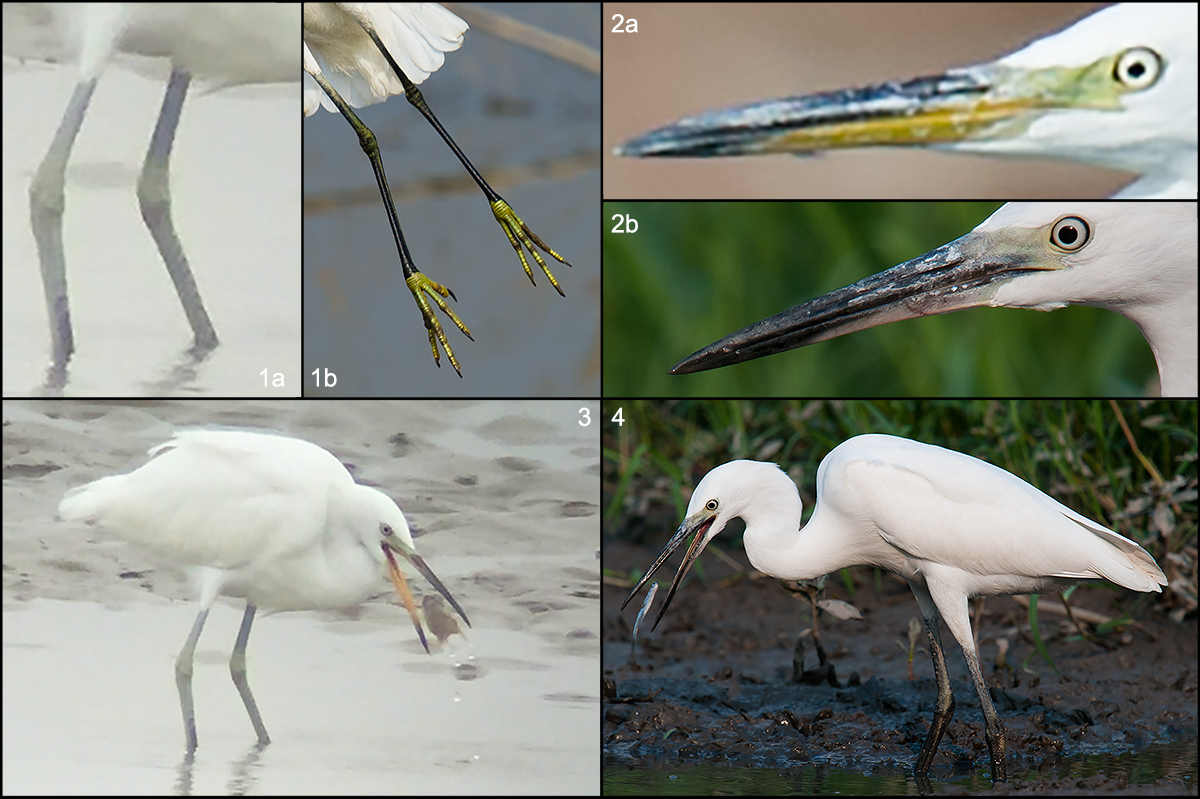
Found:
230,603 -> 271,747
175,606 -> 209,753
137,67 -> 219,354
31,76 -> 99,382
915,613 -> 957,779
963,642 -> 1007,783
306,59 -> 473,375
359,24 -> 572,296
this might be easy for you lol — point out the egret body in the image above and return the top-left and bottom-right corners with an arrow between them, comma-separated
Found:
671,202 -> 1198,396
617,3 -> 1198,199
624,435 -> 1167,782
304,2 -> 570,376
59,429 -> 470,752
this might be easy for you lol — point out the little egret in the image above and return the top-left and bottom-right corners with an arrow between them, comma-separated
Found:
623,435 -> 1167,783
58,429 -> 471,752
670,202 -> 1199,397
304,2 -> 571,377
5,3 -> 298,381
616,3 -> 1198,199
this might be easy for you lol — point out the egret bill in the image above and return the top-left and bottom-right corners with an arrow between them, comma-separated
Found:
617,3 -> 1198,199
670,202 -> 1198,397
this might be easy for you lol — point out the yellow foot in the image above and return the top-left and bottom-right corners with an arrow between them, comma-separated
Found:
490,199 -> 571,297
405,273 -> 473,377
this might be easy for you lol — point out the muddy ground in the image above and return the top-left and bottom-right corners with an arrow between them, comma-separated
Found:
603,535 -> 1196,792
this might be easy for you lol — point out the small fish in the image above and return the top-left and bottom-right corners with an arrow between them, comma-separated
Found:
423,594 -> 466,645
631,581 -> 659,654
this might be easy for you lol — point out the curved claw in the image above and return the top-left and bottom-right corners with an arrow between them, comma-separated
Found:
405,273 -> 474,377
490,199 -> 572,297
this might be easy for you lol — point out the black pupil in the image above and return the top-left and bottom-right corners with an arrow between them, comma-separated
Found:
1057,225 -> 1079,246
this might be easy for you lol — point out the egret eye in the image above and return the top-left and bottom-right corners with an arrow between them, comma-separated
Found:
381,523 -> 394,537
706,499 -> 719,511
1050,216 -> 1091,252
1114,47 -> 1163,90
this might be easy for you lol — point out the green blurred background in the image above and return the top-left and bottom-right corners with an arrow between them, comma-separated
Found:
602,202 -> 1158,396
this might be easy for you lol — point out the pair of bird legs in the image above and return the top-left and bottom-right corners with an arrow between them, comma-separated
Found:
33,68 -> 216,390
784,577 -> 1007,784
176,603 -> 267,753
306,16 -> 571,377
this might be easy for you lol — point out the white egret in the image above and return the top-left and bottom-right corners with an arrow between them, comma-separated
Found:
616,3 -> 1198,199
58,429 -> 471,752
304,2 -> 571,377
670,202 -> 1199,397
4,3 -> 298,384
623,435 -> 1167,783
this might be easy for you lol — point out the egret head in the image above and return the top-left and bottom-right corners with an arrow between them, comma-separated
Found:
356,487 -> 471,652
973,203 -> 1198,315
670,202 -> 1198,395
616,3 -> 1197,198
978,2 -> 1197,181
622,460 -> 800,631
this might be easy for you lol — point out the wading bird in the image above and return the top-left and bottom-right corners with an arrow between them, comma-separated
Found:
5,3 -> 297,386
303,2 -> 570,377
670,202 -> 1198,397
616,3 -> 1197,199
59,429 -> 470,752
623,435 -> 1167,783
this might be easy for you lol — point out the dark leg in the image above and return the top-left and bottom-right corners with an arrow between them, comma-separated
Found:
306,57 -> 473,376
962,641 -> 1007,782
355,19 -> 571,295
915,611 -> 956,777
916,579 -> 1008,784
